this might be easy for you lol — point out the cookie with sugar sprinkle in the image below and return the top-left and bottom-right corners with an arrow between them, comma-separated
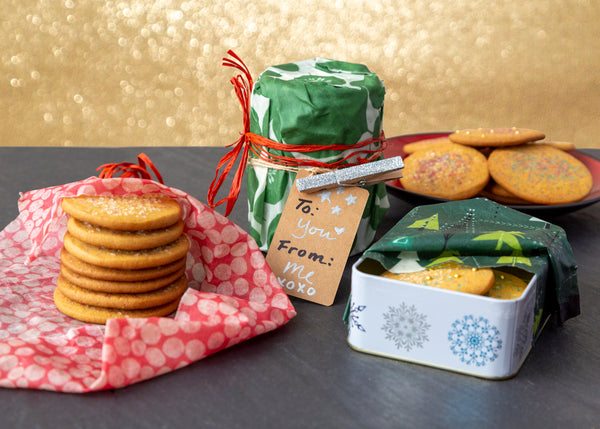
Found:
400,143 -> 489,200
56,274 -> 188,310
53,288 -> 181,325
59,247 -> 186,282
450,127 -> 545,147
488,144 -> 592,204
403,136 -> 455,154
380,262 -> 495,295
485,270 -> 529,300
67,216 -> 184,250
61,194 -> 182,231
60,263 -> 186,293
63,232 -> 190,270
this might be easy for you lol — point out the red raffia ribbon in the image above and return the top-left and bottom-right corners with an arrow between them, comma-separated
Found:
207,50 -> 386,216
97,153 -> 164,184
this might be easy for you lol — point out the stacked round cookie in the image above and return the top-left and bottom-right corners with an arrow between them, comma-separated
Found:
54,194 -> 190,324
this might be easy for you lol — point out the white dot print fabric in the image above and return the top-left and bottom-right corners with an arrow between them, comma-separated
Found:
0,177 -> 296,392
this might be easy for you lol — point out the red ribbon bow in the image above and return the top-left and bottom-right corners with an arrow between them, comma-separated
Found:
97,153 -> 164,184
207,51 -> 254,217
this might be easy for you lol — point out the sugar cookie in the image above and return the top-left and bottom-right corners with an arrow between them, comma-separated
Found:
60,263 -> 186,294
67,217 -> 184,250
479,182 -> 532,205
53,288 -> 181,324
532,141 -> 576,151
56,193 -> 189,324
60,248 -> 187,282
63,232 -> 190,270
56,274 -> 188,310
403,136 -> 454,154
449,127 -> 545,147
488,144 -> 592,204
380,262 -> 495,295
400,143 -> 489,200
485,270 -> 529,300
61,194 -> 182,231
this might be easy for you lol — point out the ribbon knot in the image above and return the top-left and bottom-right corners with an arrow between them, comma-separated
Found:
97,153 -> 164,184
207,51 -> 254,216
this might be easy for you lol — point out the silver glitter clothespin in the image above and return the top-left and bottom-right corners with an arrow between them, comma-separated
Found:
296,156 -> 404,193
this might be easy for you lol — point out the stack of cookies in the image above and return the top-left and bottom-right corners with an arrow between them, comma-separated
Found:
53,194 -> 190,324
399,127 -> 593,205
381,262 -> 528,300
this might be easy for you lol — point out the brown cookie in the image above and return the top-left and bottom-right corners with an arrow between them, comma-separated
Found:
61,194 -> 182,231
60,263 -> 186,293
62,232 -> 190,270
531,141 -> 576,151
478,182 -> 533,205
485,270 -> 529,300
488,144 -> 592,204
67,217 -> 185,250
380,262 -> 495,295
450,127 -> 545,147
53,288 -> 181,325
403,136 -> 454,154
56,274 -> 188,310
60,248 -> 187,282
399,143 -> 490,200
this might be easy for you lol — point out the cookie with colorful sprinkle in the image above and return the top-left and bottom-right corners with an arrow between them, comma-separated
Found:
485,270 -> 529,300
403,136 -> 455,154
380,262 -> 495,295
400,143 -> 490,200
487,144 -> 592,204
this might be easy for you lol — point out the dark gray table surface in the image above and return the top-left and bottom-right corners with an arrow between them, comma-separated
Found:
1,147 -> 599,429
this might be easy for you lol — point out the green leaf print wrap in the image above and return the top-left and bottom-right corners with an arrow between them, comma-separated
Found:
247,58 -> 389,254
362,198 -> 580,326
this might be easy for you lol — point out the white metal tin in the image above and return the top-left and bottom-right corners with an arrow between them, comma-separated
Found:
347,258 -> 546,379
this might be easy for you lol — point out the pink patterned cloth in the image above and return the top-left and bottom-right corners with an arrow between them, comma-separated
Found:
0,177 -> 296,392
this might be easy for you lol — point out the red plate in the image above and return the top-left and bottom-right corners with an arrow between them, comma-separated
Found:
384,133 -> 600,216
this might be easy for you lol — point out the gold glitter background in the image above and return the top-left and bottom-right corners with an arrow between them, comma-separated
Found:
2,0 -> 599,148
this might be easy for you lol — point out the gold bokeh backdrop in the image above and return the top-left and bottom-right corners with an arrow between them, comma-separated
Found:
2,0 -> 599,147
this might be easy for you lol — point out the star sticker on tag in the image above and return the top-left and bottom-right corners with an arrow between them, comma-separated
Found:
318,190 -> 332,203
345,194 -> 358,205
331,205 -> 342,215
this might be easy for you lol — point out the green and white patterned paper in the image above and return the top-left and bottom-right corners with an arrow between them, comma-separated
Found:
361,198 -> 580,325
247,58 -> 388,254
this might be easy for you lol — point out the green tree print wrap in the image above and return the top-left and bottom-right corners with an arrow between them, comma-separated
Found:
247,58 -> 389,254
362,198 -> 580,326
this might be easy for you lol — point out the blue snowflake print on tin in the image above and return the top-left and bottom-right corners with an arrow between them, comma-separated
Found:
448,315 -> 502,366
348,301 -> 367,333
381,303 -> 431,351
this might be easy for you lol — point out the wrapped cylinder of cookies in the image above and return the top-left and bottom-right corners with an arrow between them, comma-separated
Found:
345,198 -> 580,378
208,52 -> 389,254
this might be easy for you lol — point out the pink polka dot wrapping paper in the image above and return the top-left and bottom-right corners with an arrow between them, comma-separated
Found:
0,177 -> 297,392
